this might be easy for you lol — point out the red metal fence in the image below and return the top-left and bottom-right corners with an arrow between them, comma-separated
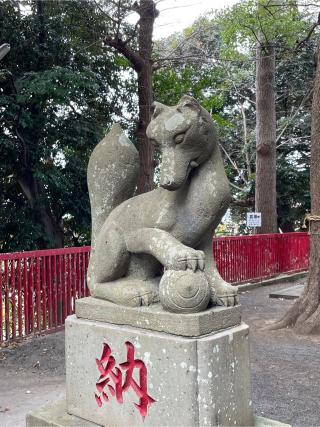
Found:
0,246 -> 90,343
0,233 -> 309,343
213,232 -> 309,284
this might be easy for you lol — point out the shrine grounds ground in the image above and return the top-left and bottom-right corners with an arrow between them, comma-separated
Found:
1,279 -> 320,427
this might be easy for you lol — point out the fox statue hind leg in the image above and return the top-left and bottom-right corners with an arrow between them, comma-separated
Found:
88,222 -> 160,307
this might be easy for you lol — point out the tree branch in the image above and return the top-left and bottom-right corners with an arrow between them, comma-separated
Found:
231,196 -> 254,208
295,12 -> 320,51
104,36 -> 143,71
219,143 -> 249,185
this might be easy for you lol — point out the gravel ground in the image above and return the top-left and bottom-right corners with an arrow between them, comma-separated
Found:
1,279 -> 320,427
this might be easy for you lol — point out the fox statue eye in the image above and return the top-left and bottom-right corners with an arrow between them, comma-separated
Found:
174,133 -> 185,144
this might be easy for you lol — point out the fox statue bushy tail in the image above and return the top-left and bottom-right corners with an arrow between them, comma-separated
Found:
87,124 -> 139,247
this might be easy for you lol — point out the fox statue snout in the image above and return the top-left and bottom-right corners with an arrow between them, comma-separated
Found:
159,149 -> 193,190
160,179 -> 178,191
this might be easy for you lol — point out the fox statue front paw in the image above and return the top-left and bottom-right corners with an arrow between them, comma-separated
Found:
165,248 -> 205,272
213,280 -> 239,307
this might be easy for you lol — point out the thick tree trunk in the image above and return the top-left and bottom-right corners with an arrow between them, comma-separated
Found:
136,63 -> 154,193
255,43 -> 278,233
270,47 -> 320,334
136,0 -> 156,194
18,171 -> 64,248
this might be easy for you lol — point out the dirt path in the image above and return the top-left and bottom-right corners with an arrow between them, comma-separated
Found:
0,332 -> 66,427
241,281 -> 320,427
1,280 -> 320,427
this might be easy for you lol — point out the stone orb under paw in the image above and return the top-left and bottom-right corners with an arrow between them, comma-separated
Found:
159,269 -> 210,313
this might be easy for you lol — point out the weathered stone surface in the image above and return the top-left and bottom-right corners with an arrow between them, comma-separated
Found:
87,95 -> 238,311
66,315 -> 253,427
87,123 -> 139,247
26,400 -> 291,427
76,297 -> 241,337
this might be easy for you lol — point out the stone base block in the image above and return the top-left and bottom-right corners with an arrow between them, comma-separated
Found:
65,315 -> 253,426
254,416 -> 291,427
26,400 -> 97,427
26,400 -> 291,427
76,297 -> 241,337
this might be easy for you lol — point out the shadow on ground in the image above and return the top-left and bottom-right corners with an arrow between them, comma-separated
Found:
1,280 -> 319,427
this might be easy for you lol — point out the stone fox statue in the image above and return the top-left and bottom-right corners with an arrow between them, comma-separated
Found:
87,95 -> 238,309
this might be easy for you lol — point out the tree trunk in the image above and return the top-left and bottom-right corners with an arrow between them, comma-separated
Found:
18,171 -> 64,248
255,43 -> 278,233
136,0 -> 156,194
103,0 -> 158,194
270,47 -> 320,334
136,64 -> 154,193
36,0 -> 45,66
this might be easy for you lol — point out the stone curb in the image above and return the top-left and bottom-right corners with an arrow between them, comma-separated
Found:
238,271 -> 308,293
26,400 -> 291,427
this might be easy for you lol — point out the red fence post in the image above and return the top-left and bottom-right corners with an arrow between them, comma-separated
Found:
17,259 -> 22,338
4,260 -> 9,340
0,260 -> 2,342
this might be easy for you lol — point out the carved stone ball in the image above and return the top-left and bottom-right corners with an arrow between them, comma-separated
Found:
159,269 -> 211,313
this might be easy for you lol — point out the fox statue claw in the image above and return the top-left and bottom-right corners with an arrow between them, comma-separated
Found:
216,294 -> 239,307
87,95 -> 238,313
214,281 -> 239,307
166,248 -> 205,272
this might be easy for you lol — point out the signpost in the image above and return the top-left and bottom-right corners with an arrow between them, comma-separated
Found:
246,212 -> 261,234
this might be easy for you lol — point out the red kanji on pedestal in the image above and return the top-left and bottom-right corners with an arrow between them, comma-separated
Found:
94,341 -> 155,419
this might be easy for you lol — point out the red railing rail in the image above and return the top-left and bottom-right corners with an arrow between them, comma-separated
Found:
1,233 -> 309,343
213,232 -> 309,283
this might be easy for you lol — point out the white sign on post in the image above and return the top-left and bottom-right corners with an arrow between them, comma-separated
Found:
246,212 -> 261,227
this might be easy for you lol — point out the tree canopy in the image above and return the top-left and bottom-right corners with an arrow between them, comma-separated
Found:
1,0 -> 320,251
0,0 -> 136,251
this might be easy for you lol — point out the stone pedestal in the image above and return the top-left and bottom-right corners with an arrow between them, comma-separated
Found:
27,298 -> 290,427
66,316 -> 252,426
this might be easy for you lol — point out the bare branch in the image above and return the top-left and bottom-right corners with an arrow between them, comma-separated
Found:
276,89 -> 313,145
219,143 -> 249,185
295,12 -> 320,50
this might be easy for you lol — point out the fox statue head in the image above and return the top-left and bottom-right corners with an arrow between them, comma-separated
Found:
146,95 -> 217,191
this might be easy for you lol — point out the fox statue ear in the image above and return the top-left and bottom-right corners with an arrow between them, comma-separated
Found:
150,101 -> 167,119
177,95 -> 201,115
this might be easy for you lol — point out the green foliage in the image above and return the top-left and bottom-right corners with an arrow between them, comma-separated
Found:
154,65 -> 226,111
0,0 -> 136,251
277,152 -> 310,231
217,0 -> 311,57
